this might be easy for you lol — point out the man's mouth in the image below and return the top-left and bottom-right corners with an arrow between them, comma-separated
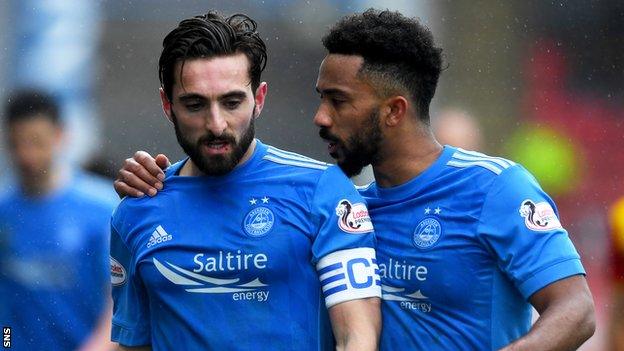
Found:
322,138 -> 342,159
201,140 -> 232,155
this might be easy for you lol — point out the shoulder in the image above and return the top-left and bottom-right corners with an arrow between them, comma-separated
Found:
0,186 -> 18,208
69,172 -> 119,210
355,182 -> 376,200
260,144 -> 335,183
444,147 -> 538,192
445,147 -> 518,178
112,192 -> 160,227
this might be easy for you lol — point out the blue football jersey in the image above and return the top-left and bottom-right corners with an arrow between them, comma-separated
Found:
110,140 -> 380,350
0,172 -> 117,351
359,146 -> 585,350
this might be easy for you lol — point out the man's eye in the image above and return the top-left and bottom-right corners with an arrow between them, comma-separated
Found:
224,100 -> 242,109
331,98 -> 345,106
185,103 -> 202,111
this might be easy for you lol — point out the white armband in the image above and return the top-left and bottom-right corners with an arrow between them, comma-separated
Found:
316,247 -> 381,308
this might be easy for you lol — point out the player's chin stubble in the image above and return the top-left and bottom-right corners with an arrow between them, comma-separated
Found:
172,111 -> 255,176
326,108 -> 382,178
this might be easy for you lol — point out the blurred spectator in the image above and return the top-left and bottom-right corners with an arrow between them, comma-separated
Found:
432,107 -> 484,151
0,90 -> 116,351
608,197 -> 624,351
8,0 -> 102,167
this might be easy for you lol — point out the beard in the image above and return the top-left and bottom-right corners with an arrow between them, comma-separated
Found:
319,108 -> 382,177
172,110 -> 255,176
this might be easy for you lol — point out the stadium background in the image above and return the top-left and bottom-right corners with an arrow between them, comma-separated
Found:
0,1 -> 622,349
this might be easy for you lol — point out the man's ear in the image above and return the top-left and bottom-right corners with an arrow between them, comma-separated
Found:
253,82 -> 268,118
159,88 -> 174,123
383,95 -> 408,127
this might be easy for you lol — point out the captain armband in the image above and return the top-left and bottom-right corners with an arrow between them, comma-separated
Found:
316,247 -> 381,308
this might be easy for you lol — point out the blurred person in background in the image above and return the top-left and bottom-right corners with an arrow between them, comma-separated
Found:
6,0 -> 102,167
115,9 -> 596,350
432,107 -> 484,151
608,196 -> 624,351
0,90 -> 116,351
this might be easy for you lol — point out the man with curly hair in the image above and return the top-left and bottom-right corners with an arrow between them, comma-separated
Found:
116,8 -> 595,351
314,9 -> 594,350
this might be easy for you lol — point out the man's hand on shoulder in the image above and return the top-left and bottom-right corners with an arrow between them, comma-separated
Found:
114,151 -> 170,198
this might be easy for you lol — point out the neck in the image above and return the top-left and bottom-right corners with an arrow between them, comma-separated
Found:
20,168 -> 64,198
181,139 -> 257,176
372,123 -> 442,188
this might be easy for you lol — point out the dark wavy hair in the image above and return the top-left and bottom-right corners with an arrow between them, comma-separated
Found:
158,12 -> 267,100
4,89 -> 60,126
322,9 -> 443,122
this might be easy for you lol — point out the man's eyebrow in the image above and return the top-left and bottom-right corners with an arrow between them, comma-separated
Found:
177,90 -> 248,102
219,91 -> 247,101
178,93 -> 206,102
315,87 -> 348,97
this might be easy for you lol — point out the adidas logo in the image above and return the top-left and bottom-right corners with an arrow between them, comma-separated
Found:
147,225 -> 173,248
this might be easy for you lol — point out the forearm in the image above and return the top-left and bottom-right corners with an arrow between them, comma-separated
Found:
331,297 -> 381,351
335,326 -> 379,351
499,293 -> 595,351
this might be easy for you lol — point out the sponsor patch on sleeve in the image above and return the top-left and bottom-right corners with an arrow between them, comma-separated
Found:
334,199 -> 374,234
519,199 -> 563,232
110,256 -> 127,286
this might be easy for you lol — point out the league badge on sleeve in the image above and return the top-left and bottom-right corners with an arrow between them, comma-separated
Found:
519,199 -> 562,232
335,199 -> 374,234
110,256 -> 127,286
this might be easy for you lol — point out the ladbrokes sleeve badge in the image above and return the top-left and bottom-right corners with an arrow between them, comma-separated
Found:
519,199 -> 562,232
110,256 -> 127,286
335,199 -> 374,234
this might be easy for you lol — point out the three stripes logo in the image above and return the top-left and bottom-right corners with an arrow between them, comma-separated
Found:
147,225 -> 173,248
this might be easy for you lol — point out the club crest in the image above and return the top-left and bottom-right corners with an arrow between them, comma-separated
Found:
413,218 -> 442,249
243,206 -> 275,237
335,199 -> 374,234
519,199 -> 562,232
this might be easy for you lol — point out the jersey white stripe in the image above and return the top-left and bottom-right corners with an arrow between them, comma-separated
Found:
355,182 -> 374,191
455,148 -> 515,167
447,160 -> 503,175
451,152 -> 511,170
266,147 -> 329,166
263,155 -> 329,170
267,146 -> 322,161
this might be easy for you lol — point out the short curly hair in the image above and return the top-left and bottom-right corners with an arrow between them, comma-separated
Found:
322,9 -> 443,122
159,11 -> 267,100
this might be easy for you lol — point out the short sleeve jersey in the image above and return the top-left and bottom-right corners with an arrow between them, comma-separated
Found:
0,173 -> 117,351
359,146 -> 584,350
110,140 -> 380,350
